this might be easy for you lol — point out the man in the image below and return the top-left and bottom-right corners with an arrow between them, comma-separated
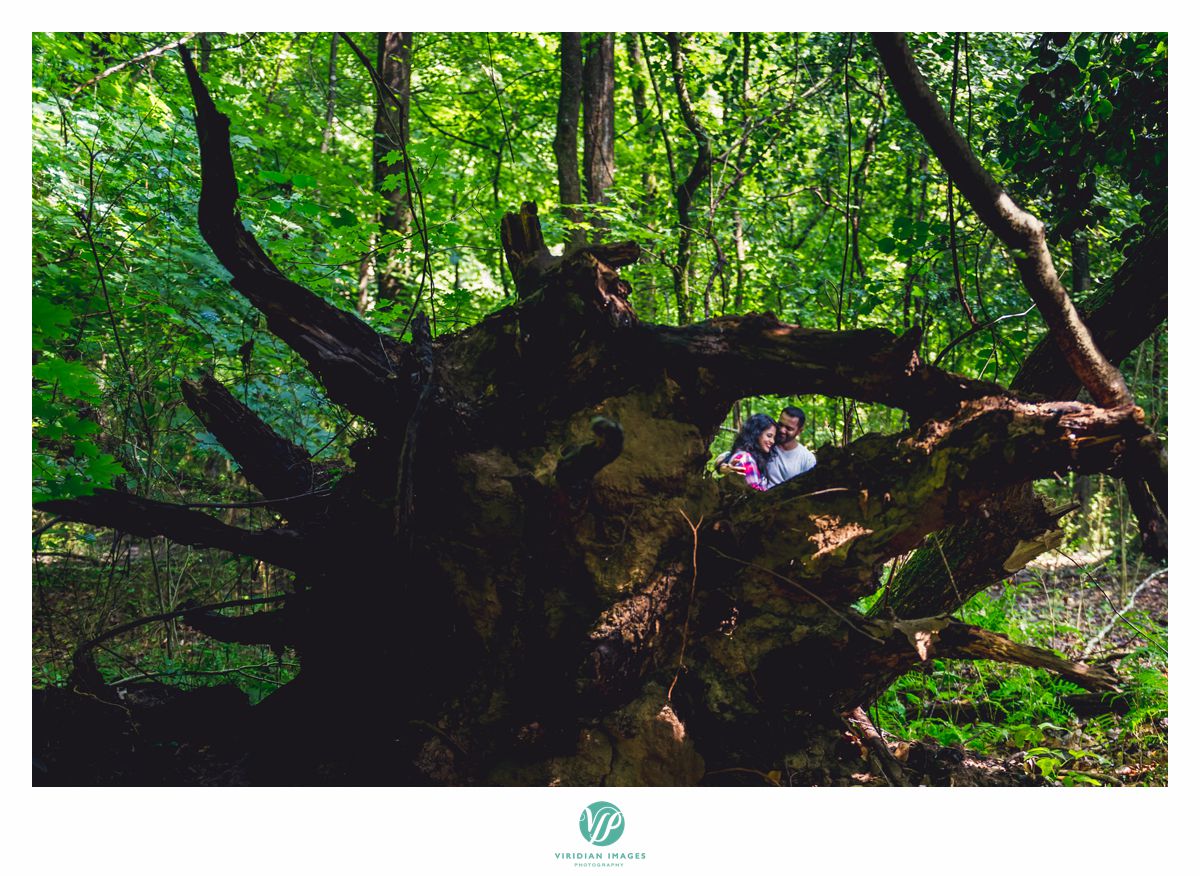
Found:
718,406 -> 816,488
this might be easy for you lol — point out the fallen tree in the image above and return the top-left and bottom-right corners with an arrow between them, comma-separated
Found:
36,37 -> 1166,786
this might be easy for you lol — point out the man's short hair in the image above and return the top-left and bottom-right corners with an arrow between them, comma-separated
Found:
780,405 -> 805,427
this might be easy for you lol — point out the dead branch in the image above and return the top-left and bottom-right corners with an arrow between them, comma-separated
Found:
179,46 -> 410,429
37,491 -> 310,571
71,33 -> 197,96
181,374 -> 322,507
934,621 -> 1119,692
1082,567 -> 1167,658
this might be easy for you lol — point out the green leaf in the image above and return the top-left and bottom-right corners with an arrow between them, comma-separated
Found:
292,173 -> 317,188
32,358 -> 101,401
1036,756 -> 1060,779
61,415 -> 100,438
1074,45 -> 1091,68
1094,98 -> 1114,121
84,452 -> 126,483
32,298 -> 73,345
876,237 -> 896,254
259,169 -> 290,184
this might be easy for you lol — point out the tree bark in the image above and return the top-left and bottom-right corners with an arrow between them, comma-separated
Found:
582,32 -> 616,234
554,33 -> 584,247
666,33 -> 712,325
320,34 -> 339,154
373,31 -> 414,304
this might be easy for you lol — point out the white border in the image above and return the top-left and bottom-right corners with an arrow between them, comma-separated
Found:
11,11 -> 1193,874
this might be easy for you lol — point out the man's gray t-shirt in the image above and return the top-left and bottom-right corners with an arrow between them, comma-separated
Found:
766,443 -> 817,487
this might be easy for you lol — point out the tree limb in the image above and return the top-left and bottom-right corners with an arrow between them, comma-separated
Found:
181,373 -> 325,509
72,594 -> 290,671
875,223 -> 1167,621
37,491 -> 310,571
932,620 -> 1119,692
179,46 -> 410,429
873,32 -> 1131,409
732,397 -> 1147,597
867,616 -> 1119,693
71,33 -> 197,96
181,605 -> 294,649
640,316 -> 1003,423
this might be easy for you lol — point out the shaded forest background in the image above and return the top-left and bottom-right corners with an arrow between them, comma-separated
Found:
32,31 -> 1167,785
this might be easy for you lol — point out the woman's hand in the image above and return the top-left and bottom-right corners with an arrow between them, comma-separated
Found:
718,460 -> 748,476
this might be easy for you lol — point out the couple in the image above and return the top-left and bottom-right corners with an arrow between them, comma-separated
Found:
717,406 -> 816,492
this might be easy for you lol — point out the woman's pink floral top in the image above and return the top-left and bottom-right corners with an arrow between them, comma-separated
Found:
729,451 -> 770,491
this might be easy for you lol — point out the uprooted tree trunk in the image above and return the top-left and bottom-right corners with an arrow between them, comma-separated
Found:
37,43 -> 1165,786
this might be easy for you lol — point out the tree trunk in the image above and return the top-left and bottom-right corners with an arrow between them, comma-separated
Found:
902,152 -> 929,328
582,32 -> 616,237
373,32 -> 414,304
666,32 -> 712,326
320,34 -> 339,155
35,43 -> 1161,787
554,33 -> 584,248
1071,232 -> 1092,540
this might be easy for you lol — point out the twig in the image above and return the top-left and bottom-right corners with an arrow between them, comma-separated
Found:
934,304 -> 1036,366
110,661 -> 300,687
338,32 -> 435,337
484,34 -> 516,165
1082,567 -> 1167,658
70,33 -> 197,96
33,516 -> 64,540
708,547 -> 884,643
931,532 -> 963,606
179,489 -> 333,510
668,509 -> 704,701
640,34 -> 677,193
74,593 -> 291,665
1053,550 -> 1167,657
945,33 -> 977,328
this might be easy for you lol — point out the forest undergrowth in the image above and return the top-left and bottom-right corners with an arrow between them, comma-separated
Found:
862,549 -> 1167,786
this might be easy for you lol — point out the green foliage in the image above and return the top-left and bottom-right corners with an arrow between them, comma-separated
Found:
995,33 -> 1167,244
874,576 -> 1167,785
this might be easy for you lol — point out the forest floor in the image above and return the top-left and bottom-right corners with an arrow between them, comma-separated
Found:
872,554 -> 1168,787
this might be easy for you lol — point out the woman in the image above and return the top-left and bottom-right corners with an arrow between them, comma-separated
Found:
723,413 -> 776,491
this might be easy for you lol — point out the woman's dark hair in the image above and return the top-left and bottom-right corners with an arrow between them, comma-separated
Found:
731,413 -> 777,472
